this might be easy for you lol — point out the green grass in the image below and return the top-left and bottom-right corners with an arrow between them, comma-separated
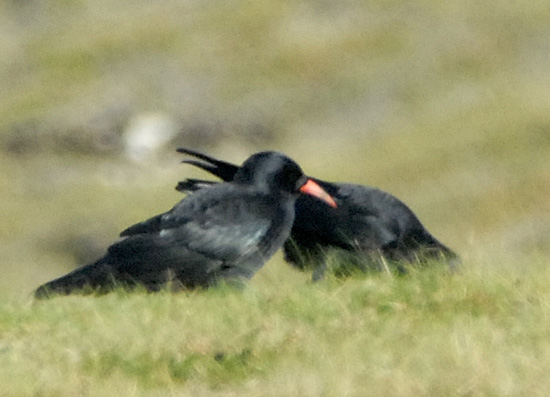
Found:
2,259 -> 550,396
2,0 -> 550,395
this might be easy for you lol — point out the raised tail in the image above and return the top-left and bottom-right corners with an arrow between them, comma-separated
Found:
34,257 -> 119,299
176,147 -> 239,182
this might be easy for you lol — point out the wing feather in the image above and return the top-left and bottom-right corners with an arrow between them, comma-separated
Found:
114,184 -> 272,265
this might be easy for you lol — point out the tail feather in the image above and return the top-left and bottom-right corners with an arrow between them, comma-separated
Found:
405,230 -> 461,270
175,178 -> 218,193
34,257 -> 119,299
181,160 -> 220,177
176,147 -> 239,182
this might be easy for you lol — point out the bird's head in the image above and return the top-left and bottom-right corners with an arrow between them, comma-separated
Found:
235,151 -> 337,208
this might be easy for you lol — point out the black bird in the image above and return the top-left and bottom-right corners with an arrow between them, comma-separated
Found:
176,148 -> 459,278
34,151 -> 337,298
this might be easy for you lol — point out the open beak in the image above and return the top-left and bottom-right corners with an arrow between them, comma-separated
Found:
299,179 -> 337,208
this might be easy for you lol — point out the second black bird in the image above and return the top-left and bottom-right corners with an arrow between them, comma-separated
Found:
176,148 -> 459,278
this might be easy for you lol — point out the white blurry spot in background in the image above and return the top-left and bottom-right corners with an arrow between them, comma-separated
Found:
123,112 -> 178,162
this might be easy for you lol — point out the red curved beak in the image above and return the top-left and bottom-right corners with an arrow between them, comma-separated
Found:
299,179 -> 337,208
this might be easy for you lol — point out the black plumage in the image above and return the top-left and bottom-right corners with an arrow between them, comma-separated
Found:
176,148 -> 459,277
34,151 -> 336,298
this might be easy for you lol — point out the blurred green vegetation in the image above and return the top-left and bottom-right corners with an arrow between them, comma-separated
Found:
1,1 -> 550,395
1,0 -> 549,294
2,263 -> 550,395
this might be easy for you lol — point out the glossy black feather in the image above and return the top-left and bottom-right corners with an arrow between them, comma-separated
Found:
34,151 -> 324,298
176,148 -> 459,276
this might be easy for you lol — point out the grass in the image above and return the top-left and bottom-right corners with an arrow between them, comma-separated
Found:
1,0 -> 550,395
2,259 -> 550,396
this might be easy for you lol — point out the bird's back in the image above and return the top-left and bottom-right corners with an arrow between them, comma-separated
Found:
285,181 -> 457,268
113,183 -> 296,285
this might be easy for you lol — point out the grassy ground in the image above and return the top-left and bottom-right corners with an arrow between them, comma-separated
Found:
1,0 -> 550,395
2,259 -> 550,396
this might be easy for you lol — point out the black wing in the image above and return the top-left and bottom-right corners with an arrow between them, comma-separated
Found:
118,185 -> 271,260
110,185 -> 273,283
292,182 -> 403,249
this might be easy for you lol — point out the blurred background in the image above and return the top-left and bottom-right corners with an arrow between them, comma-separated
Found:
1,0 -> 549,297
